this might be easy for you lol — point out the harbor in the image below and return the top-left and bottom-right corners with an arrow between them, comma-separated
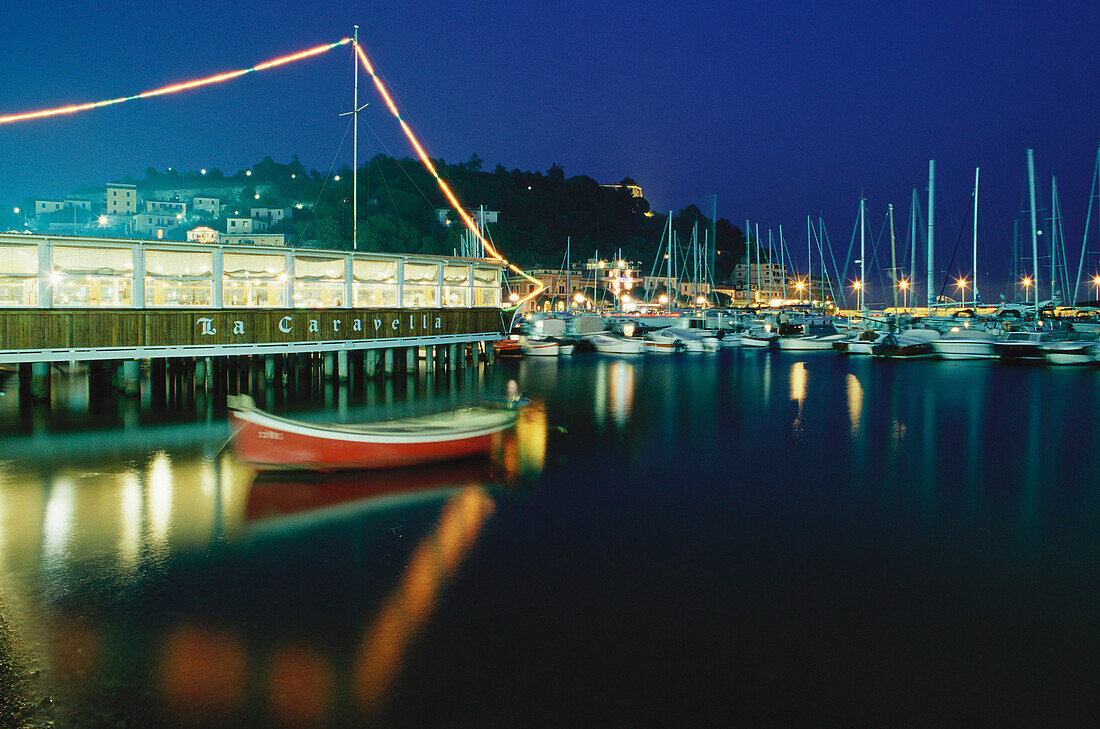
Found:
1,349 -> 1098,726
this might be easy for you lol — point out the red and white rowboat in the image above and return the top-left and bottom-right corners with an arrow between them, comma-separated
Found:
229,395 -> 518,471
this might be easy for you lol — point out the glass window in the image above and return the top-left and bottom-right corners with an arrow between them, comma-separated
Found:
144,249 -> 213,307
474,266 -> 501,307
223,252 -> 286,307
293,256 -> 345,307
0,245 -> 39,306
402,261 -> 440,308
444,264 -> 471,307
352,258 -> 398,307
52,245 -> 133,307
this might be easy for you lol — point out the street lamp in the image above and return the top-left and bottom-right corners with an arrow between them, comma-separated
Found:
508,292 -> 519,304
899,278 -> 910,310
955,277 -> 968,303
658,294 -> 669,310
1092,275 -> 1100,302
1021,276 -> 1033,303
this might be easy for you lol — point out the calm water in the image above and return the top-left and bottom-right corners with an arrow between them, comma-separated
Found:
1,352 -> 1099,727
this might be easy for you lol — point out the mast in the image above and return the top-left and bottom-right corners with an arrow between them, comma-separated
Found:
972,166 -> 980,308
1073,142 -> 1100,304
353,26 -> 359,250
768,229 -> 775,303
755,223 -> 762,305
909,187 -> 918,299
889,203 -> 897,317
859,197 -> 866,313
1028,149 -> 1040,318
566,236 -> 571,306
807,215 -> 813,306
779,224 -> 787,300
1050,176 -> 1058,304
927,160 -> 935,309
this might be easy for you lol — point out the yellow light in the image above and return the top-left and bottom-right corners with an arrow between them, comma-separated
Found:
899,279 -> 909,289
795,279 -> 805,291
658,294 -> 668,305
354,42 -> 544,307
853,280 -> 862,290
0,39 -> 351,126
573,293 -> 585,304
508,292 -> 519,302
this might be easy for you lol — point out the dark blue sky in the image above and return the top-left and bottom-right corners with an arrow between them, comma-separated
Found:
1,1 -> 1097,293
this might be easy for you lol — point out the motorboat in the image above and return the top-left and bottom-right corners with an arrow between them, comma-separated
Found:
588,333 -> 645,355
719,332 -> 743,348
520,336 -> 560,357
776,333 -> 845,351
740,329 -> 778,348
993,330 -> 1055,361
874,328 -> 940,358
491,337 -> 524,357
837,330 -> 891,355
644,329 -> 683,354
228,395 -> 519,471
1041,333 -> 1099,365
666,328 -> 720,352
929,328 -> 997,360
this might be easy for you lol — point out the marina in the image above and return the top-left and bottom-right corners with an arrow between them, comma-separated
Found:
0,349 -> 1098,726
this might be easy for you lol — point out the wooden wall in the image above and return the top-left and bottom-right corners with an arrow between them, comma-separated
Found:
0,308 -> 506,351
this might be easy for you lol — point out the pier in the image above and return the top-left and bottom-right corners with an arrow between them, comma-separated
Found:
0,233 -> 507,403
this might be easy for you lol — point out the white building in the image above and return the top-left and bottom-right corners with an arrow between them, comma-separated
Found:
186,226 -> 219,244
146,200 -> 187,218
226,217 -> 268,235
133,213 -> 182,238
192,196 -> 221,217
251,207 -> 290,225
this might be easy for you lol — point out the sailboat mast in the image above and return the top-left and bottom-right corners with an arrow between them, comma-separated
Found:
1073,142 -> 1100,304
859,197 -> 866,313
807,215 -> 812,306
909,187 -> 918,296
972,167 -> 980,308
1028,149 -> 1040,318
352,25 -> 359,250
755,223 -> 762,305
1050,176 -> 1057,304
566,236 -> 571,306
889,203 -> 897,315
927,160 -> 935,310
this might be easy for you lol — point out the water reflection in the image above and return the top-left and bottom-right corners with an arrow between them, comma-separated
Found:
846,373 -> 862,435
0,395 -> 548,727
789,361 -> 806,433
592,359 -> 635,431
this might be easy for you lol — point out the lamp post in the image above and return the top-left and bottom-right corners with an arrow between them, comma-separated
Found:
795,279 -> 806,304
899,279 -> 909,311
1021,276 -> 1032,304
852,280 -> 863,313
1092,275 -> 1100,303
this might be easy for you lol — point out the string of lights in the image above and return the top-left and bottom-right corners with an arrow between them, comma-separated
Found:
353,43 -> 546,307
0,35 -> 543,308
0,39 -> 351,125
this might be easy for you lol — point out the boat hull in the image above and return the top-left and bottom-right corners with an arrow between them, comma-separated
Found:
931,340 -> 996,359
230,404 -> 517,471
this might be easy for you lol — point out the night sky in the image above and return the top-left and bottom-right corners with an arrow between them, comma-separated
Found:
1,1 -> 1097,291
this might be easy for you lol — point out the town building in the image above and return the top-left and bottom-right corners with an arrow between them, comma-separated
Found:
106,183 -> 138,215
251,207 -> 291,225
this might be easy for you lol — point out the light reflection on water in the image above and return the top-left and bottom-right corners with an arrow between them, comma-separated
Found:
2,353 -> 1100,725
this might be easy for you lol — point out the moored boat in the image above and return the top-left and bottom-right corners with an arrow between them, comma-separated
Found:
929,328 -> 997,360
588,333 -> 645,355
1041,333 -> 1099,365
644,329 -> 683,354
229,395 -> 519,471
776,333 -> 845,351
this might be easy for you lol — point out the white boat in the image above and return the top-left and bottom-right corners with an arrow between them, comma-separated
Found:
1041,333 -> 1099,365
520,336 -> 559,357
878,328 -> 940,358
740,329 -> 778,348
840,330 -> 891,355
719,332 -> 743,349
776,333 -> 845,351
930,328 -> 997,359
993,330 -> 1053,361
644,329 -> 683,354
666,328 -> 719,352
588,333 -> 644,355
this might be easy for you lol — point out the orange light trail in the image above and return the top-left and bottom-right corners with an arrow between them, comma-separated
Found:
355,43 -> 545,307
0,39 -> 351,126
